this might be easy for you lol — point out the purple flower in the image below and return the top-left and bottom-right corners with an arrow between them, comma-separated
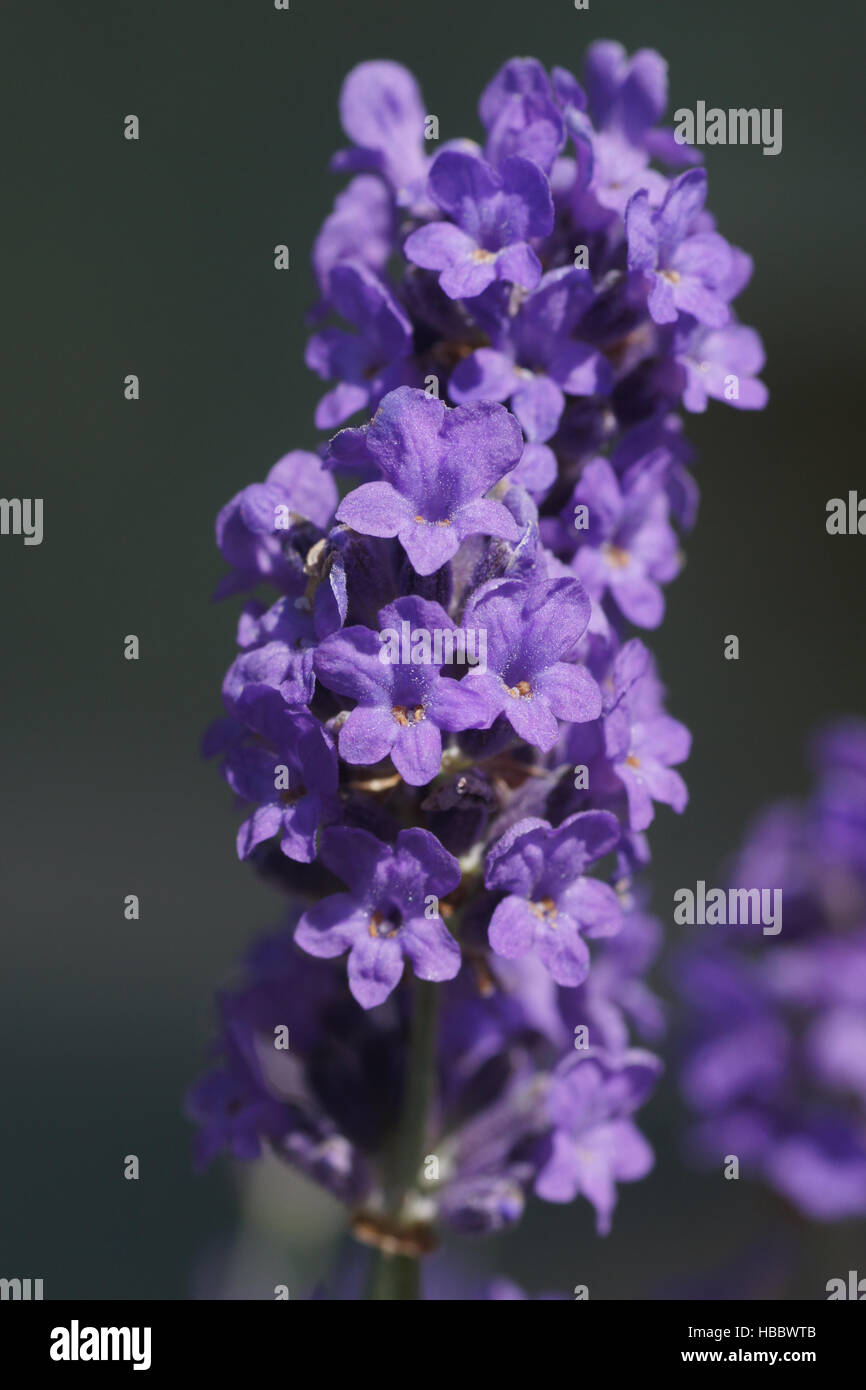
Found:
554,37 -> 701,233
559,907 -> 666,1053
764,1123 -> 866,1222
603,640 -> 691,829
186,934 -> 375,1202
626,169 -> 733,327
478,58 -> 565,174
295,826 -> 462,1008
215,451 -> 337,598
485,811 -> 622,985
313,175 -> 396,292
186,1044 -> 290,1171
332,61 -> 429,208
449,267 -> 612,453
335,387 -> 524,575
676,319 -> 769,412
678,722 -> 866,1223
313,595 -> 489,786
534,1049 -> 660,1233
306,261 -> 415,430
463,577 -> 602,751
435,1071 -> 549,1234
222,595 -> 317,712
211,689 -> 338,862
557,637 -> 689,840
568,113 -> 669,231
404,149 -> 553,299
581,39 -> 700,167
569,454 -> 681,628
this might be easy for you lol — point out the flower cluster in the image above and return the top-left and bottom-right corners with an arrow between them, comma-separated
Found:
191,41 -> 766,1278
677,723 -> 866,1221
188,910 -> 663,1238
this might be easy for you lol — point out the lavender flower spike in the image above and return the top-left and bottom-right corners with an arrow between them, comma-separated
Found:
196,39 -> 768,1298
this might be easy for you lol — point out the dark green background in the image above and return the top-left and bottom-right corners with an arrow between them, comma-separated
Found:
2,0 -> 864,1298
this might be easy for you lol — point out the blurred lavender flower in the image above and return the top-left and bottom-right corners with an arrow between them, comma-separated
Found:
535,1050 -> 661,1233
677,723 -> 866,1220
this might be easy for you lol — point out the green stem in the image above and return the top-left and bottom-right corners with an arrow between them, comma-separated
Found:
366,1251 -> 422,1301
393,978 -> 438,1203
365,979 -> 438,1301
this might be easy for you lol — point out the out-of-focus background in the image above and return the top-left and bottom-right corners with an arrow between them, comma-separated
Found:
2,0 -> 864,1299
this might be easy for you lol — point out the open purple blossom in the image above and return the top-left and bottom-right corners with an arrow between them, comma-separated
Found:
561,636 -> 692,828
626,169 -> 733,327
485,811 -> 623,985
675,318 -> 769,413
335,387 -> 524,574
603,639 -> 691,829
555,904 -> 666,1054
313,595 -> 489,785
462,577 -> 602,751
534,1049 -> 661,1233
554,638 -> 690,843
566,106 -> 669,232
404,149 -> 554,299
567,454 -> 681,629
295,826 -> 462,1008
